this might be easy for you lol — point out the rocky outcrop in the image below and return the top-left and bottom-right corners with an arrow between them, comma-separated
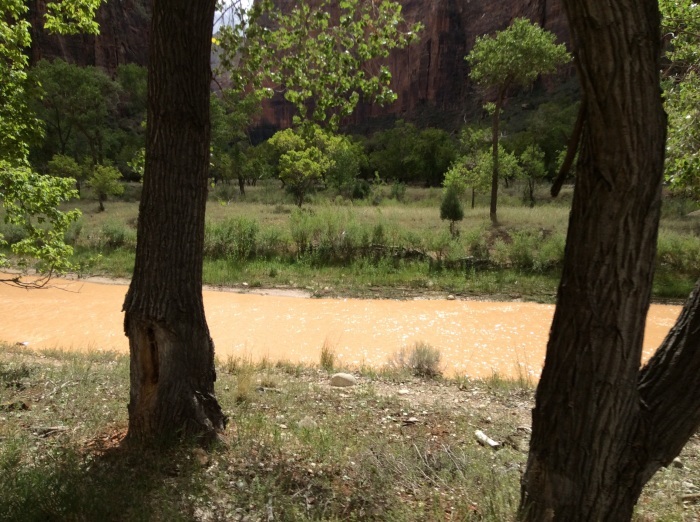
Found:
28,0 -> 150,72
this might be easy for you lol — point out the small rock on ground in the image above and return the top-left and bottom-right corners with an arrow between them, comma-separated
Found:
298,416 -> 318,429
330,373 -> 357,387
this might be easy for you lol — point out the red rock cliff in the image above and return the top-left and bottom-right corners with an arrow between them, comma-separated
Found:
28,0 -> 150,72
259,0 -> 571,132
27,0 -> 570,130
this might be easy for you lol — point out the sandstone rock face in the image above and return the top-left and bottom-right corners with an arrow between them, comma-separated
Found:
28,0 -> 150,72
27,0 -> 570,130
259,0 -> 571,131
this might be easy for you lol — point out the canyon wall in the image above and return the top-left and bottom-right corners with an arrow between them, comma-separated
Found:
28,0 -> 150,72
260,0 -> 571,131
28,0 -> 571,132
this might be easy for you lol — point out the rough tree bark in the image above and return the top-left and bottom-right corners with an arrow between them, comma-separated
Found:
519,1 -> 700,520
122,0 -> 226,443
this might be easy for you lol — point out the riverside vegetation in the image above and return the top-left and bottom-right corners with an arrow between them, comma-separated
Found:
2,179 -> 698,302
2,342 -> 700,521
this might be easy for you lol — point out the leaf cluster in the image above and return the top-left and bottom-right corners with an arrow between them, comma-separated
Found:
0,0 -> 100,278
467,18 -> 570,93
660,1 -> 700,198
216,0 -> 422,132
0,161 -> 79,274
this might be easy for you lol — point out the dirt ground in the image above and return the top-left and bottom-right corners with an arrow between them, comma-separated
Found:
0,274 -> 682,379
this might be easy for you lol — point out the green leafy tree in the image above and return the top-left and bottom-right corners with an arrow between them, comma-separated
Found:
0,0 -> 99,286
523,99 -> 580,175
368,120 -> 421,182
412,128 -> 458,187
267,128 -> 307,172
517,144 -> 547,207
660,0 -> 700,198
209,90 -> 267,195
467,18 -> 570,224
368,123 -> 457,186
217,0 -> 421,136
439,185 -> 464,237
30,59 -> 121,166
445,146 -> 521,211
278,146 -> 332,207
46,153 -> 86,196
114,64 -> 147,177
241,141 -> 275,187
321,133 -> 366,196
1,161 -> 79,277
87,164 -> 124,212
268,127 -> 348,206
127,147 -> 145,181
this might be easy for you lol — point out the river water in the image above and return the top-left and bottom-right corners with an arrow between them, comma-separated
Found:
0,276 -> 682,379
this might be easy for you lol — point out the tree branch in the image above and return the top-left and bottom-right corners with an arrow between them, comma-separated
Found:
551,97 -> 586,197
0,269 -> 54,289
638,278 -> 700,481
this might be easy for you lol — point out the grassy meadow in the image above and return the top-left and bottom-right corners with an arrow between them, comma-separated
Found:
2,344 -> 700,521
4,180 -> 698,301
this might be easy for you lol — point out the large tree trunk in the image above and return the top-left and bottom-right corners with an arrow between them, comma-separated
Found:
122,0 -> 226,444
518,1 -> 700,520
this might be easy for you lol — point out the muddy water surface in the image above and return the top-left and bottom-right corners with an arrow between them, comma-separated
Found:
0,276 -> 682,379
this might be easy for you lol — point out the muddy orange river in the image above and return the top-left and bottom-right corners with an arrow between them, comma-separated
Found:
0,276 -> 682,379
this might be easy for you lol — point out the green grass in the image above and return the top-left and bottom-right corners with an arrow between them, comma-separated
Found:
1,346 -> 699,521
3,181 -> 697,301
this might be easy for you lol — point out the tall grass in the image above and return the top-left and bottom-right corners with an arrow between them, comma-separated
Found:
24,183 -> 696,300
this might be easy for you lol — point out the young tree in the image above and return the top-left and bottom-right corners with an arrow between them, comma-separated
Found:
466,18 -> 569,225
439,186 -> 464,237
268,127 -> 340,206
517,144 -> 546,207
47,153 -> 86,196
517,1 -> 700,519
122,0 -> 226,443
87,164 -> 124,212
446,147 -> 521,211
324,135 -> 366,197
0,0 -> 99,287
278,146 -> 332,207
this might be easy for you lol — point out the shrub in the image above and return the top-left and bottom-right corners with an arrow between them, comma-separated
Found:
0,222 -> 27,245
656,231 -> 700,274
351,179 -> 371,200
509,231 -> 538,270
391,341 -> 442,378
390,181 -> 407,201
63,219 -> 83,246
534,233 -> 565,271
204,217 -> 259,260
101,220 -> 136,249
464,229 -> 490,261
258,227 -> 289,259
320,339 -> 335,372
